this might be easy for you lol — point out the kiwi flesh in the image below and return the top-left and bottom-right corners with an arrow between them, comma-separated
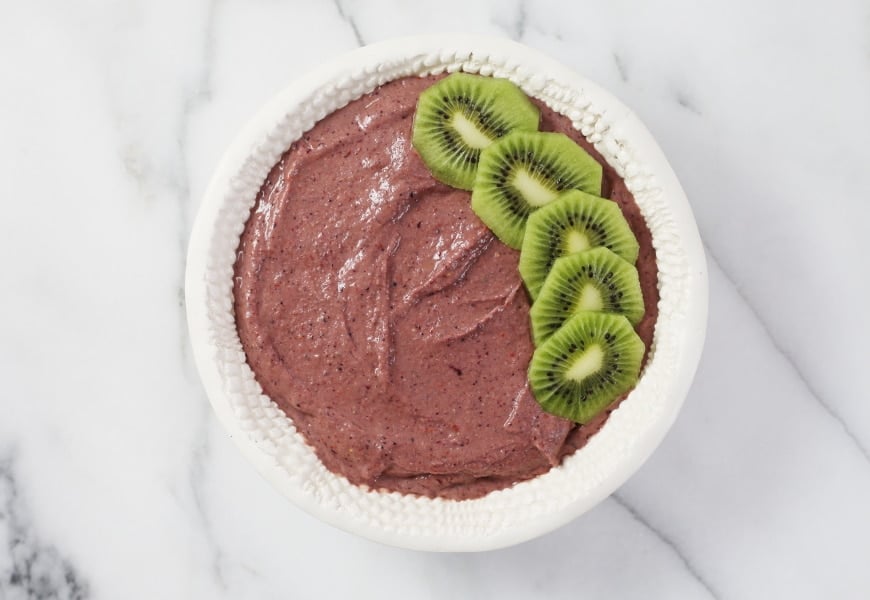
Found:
529,247 -> 644,345
412,73 -> 540,190
470,131 -> 603,249
519,189 -> 640,300
528,311 -> 645,424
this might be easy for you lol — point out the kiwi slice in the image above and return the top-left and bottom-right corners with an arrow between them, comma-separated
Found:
470,131 -> 603,249
519,189 -> 640,300
412,73 -> 540,190
528,312 -> 645,424
530,247 -> 644,344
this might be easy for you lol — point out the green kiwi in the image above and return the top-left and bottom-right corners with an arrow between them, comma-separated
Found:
412,73 -> 540,190
519,189 -> 640,300
528,311 -> 645,424
529,247 -> 644,345
470,131 -> 603,249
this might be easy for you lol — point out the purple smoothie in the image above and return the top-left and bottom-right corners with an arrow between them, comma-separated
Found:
233,76 -> 659,500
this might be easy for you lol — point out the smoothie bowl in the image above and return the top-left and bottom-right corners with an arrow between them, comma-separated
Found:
186,35 -> 707,551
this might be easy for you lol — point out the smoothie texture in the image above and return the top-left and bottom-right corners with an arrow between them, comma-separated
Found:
232,76 -> 658,500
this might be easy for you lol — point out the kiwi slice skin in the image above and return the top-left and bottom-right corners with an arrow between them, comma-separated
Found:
528,312 -> 645,424
412,73 -> 540,190
530,247 -> 645,345
470,131 -> 604,249
519,189 -> 640,300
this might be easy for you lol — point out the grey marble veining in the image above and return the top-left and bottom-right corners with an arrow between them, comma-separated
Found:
705,244 -> 870,464
611,493 -> 719,600
1,0 -> 868,598
333,0 -> 365,47
0,456 -> 89,600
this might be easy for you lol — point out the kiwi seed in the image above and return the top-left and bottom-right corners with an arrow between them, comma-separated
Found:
470,131 -> 603,249
518,189 -> 640,300
412,73 -> 540,190
528,311 -> 645,424
529,247 -> 645,345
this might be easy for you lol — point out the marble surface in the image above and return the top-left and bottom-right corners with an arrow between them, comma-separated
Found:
1,0 -> 868,598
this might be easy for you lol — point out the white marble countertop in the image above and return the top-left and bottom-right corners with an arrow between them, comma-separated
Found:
2,1 -> 869,598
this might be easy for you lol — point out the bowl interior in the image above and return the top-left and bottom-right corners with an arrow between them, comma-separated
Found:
185,34 -> 707,552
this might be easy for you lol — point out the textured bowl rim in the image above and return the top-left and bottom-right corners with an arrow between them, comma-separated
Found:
185,34 -> 708,552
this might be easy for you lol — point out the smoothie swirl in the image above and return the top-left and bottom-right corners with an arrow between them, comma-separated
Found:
233,76 -> 658,499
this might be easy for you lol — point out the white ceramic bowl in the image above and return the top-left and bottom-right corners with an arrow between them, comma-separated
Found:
186,34 -> 708,552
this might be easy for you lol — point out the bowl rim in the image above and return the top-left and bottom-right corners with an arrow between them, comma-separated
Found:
185,33 -> 708,552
